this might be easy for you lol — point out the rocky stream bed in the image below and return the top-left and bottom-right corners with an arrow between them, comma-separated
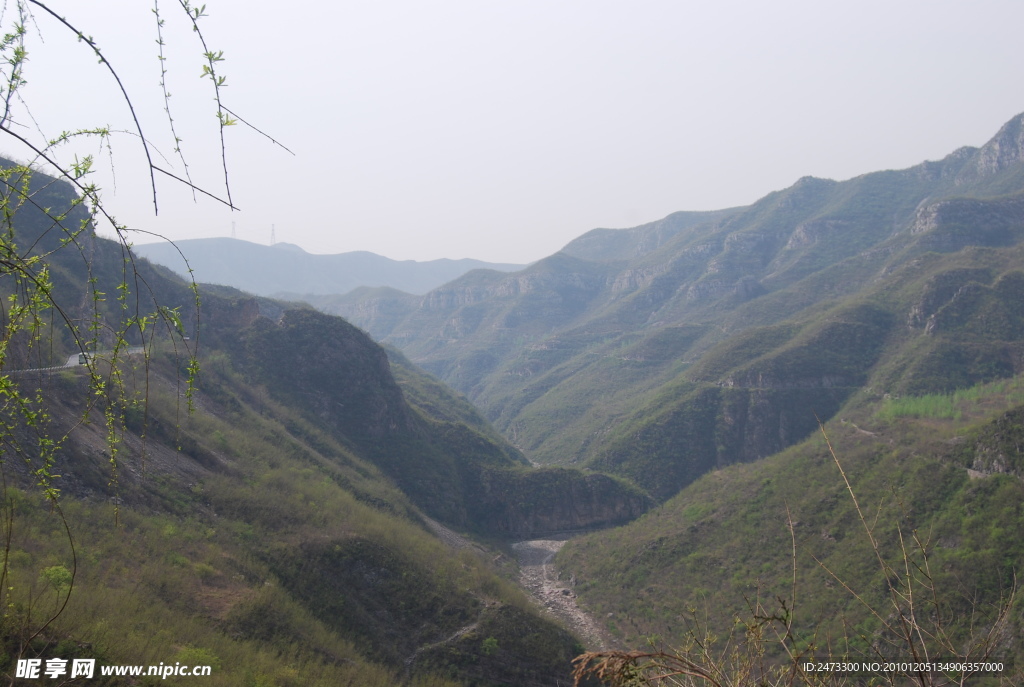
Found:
423,517 -> 612,651
511,537 -> 612,651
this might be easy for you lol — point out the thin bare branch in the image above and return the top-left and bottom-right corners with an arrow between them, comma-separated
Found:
221,105 -> 295,155
26,0 -> 159,213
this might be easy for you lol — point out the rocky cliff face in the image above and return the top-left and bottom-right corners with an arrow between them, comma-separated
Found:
956,113 -> 1024,184
910,195 -> 1024,252
589,385 -> 850,500
467,467 -> 652,538
906,268 -> 995,329
955,405 -> 1024,478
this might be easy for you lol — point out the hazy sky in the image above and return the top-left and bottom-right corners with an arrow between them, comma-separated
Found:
6,0 -> 1024,263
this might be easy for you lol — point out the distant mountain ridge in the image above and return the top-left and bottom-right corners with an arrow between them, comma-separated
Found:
132,237 -> 525,296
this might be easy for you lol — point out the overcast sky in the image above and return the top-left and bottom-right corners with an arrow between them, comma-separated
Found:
5,0 -> 1024,263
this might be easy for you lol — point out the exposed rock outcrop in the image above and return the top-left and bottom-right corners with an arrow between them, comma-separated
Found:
467,467 -> 652,538
955,113 -> 1024,184
956,405 -> 1024,478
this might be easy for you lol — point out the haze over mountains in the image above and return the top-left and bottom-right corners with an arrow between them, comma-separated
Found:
14,110 -> 1024,684
132,237 -> 524,297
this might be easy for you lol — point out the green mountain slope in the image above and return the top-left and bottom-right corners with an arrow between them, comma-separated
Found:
330,112 -> 1024,504
558,377 -> 1024,667
0,165 -> 637,685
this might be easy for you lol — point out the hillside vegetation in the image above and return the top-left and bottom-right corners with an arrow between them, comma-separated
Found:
331,112 -> 1024,507
0,164 -> 632,686
560,376 -> 1024,681
304,114 -> 1024,682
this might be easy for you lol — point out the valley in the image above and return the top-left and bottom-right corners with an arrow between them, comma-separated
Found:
5,112 -> 1024,685
310,111 -> 1024,683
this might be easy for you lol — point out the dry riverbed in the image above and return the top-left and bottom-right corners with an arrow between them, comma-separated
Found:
423,517 -> 612,650
511,538 -> 611,650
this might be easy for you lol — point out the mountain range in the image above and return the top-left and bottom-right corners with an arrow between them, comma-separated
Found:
328,112 -> 1024,500
132,237 -> 525,297
324,112 -> 1024,671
